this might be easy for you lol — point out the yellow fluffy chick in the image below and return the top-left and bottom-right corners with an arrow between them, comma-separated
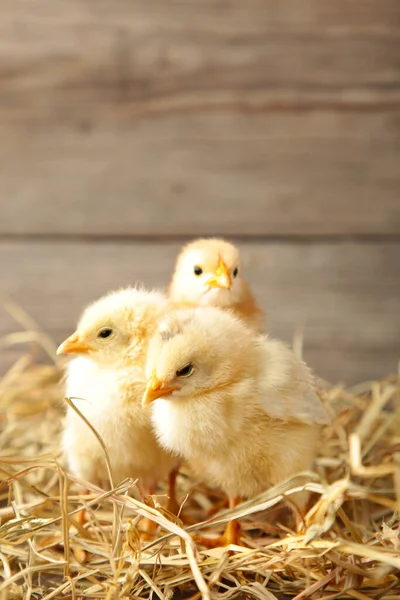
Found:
142,307 -> 329,545
57,288 -> 179,515
169,238 -> 264,331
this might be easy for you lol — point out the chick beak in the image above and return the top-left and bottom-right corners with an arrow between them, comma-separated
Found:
57,333 -> 95,355
142,373 -> 179,407
206,259 -> 232,289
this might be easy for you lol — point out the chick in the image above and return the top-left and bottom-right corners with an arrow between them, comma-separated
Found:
142,307 -> 329,546
57,288 -> 179,523
169,238 -> 264,331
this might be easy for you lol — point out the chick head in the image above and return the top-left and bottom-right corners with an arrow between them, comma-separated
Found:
142,306 -> 257,405
169,238 -> 247,308
57,288 -> 167,367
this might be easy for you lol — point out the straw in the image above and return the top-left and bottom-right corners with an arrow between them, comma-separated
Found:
0,353 -> 399,598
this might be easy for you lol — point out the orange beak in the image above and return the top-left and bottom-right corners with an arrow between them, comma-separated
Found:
206,259 -> 231,289
142,372 -> 180,406
57,333 -> 95,355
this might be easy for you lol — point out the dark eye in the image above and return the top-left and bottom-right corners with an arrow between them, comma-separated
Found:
194,266 -> 203,276
176,363 -> 194,377
233,267 -> 238,278
98,328 -> 113,339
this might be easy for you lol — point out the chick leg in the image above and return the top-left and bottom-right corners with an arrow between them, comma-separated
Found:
137,482 -> 159,540
165,464 -> 199,525
221,497 -> 241,546
286,490 -> 309,533
207,497 -> 229,517
221,516 -> 241,546
166,466 -> 180,515
72,489 -> 91,564
140,516 -> 158,540
76,488 -> 90,528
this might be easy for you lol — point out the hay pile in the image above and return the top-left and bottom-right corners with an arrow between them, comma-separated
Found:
0,352 -> 399,599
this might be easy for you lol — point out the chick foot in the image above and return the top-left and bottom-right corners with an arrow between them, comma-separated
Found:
222,518 -> 242,546
193,519 -> 242,548
193,497 -> 242,548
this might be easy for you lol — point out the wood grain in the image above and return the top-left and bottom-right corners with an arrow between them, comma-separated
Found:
1,0 -> 399,122
1,111 -> 399,236
0,240 -> 399,383
0,0 -> 399,236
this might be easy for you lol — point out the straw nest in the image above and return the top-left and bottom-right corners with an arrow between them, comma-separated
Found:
0,348 -> 399,599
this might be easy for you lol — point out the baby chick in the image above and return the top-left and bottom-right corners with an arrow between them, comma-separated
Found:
57,288 -> 179,522
142,307 -> 329,545
169,238 -> 264,331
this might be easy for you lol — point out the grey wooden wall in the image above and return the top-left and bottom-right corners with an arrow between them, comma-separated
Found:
0,1 -> 399,383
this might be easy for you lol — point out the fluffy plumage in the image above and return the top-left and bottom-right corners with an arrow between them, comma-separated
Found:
169,238 -> 264,331
142,307 -> 329,542
58,288 -> 178,494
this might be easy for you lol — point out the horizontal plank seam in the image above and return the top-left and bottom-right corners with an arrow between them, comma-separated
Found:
0,234 -> 399,245
1,101 -> 400,117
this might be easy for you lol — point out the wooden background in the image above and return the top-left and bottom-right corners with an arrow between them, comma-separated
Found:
0,0 -> 399,383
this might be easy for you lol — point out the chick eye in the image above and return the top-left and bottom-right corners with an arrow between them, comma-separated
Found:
233,267 -> 238,278
176,363 -> 194,378
98,328 -> 113,339
194,266 -> 203,276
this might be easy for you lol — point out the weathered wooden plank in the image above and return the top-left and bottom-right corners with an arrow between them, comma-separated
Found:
0,1 -> 399,236
0,240 -> 399,383
1,0 -> 399,122
0,112 -> 399,236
